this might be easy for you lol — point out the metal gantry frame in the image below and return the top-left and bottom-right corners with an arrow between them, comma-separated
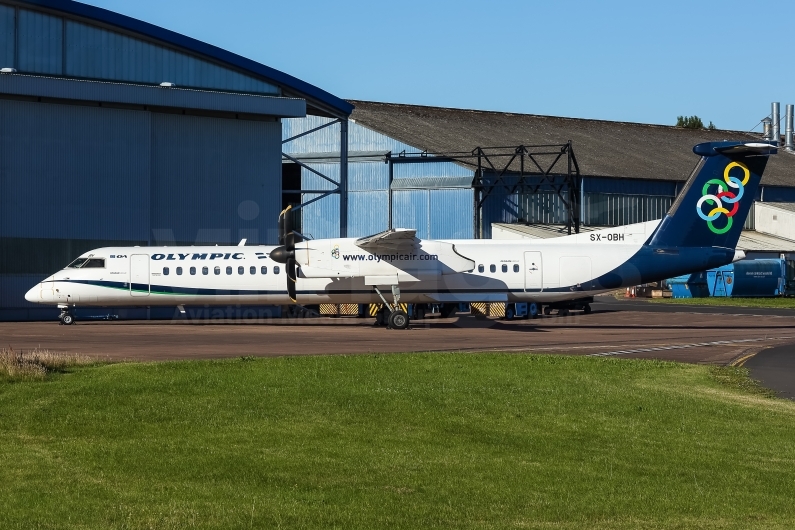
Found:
384,141 -> 581,238
281,117 -> 348,238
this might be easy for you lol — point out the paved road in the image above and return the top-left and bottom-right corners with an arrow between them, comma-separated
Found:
592,296 -> 795,317
745,343 -> 795,400
2,308 -> 793,365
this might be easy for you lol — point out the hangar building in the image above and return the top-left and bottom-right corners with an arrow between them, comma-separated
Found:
284,101 -> 795,257
0,0 -> 352,320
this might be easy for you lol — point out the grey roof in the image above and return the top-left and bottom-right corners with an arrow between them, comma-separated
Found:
763,202 -> 795,213
391,176 -> 474,189
492,223 -> 795,252
348,100 -> 795,187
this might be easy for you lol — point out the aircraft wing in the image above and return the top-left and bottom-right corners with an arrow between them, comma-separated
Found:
355,228 -> 417,250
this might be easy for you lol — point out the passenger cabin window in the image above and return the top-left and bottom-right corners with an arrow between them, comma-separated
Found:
502,264 -> 508,273
214,266 -> 221,275
250,266 -> 256,275
274,266 -> 280,275
490,264 -> 496,273
177,267 -> 183,275
67,257 -> 105,268
238,266 -> 244,275
513,264 -> 520,273
202,266 -> 208,275
163,267 -> 169,276
478,265 -> 484,273
190,267 -> 196,275
261,266 -> 267,275
226,266 -> 232,275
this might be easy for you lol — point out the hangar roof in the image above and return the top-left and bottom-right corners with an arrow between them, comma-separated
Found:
15,0 -> 353,118
348,100 -> 795,187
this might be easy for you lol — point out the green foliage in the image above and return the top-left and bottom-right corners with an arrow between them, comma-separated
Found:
2,354 -> 795,529
676,115 -> 706,129
647,297 -> 795,309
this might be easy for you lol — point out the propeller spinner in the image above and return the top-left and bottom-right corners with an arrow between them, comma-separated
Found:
270,206 -> 301,302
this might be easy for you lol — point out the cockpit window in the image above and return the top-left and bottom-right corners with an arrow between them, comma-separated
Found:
67,258 -> 105,268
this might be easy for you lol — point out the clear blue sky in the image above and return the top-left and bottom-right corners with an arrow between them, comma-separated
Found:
83,0 -> 794,132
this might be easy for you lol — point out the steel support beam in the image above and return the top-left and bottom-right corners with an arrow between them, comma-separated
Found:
339,119 -> 349,238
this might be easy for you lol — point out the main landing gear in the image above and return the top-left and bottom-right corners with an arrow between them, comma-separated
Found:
373,285 -> 410,330
58,305 -> 75,325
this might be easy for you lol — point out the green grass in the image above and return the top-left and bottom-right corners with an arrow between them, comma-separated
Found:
2,354 -> 795,529
644,297 -> 795,309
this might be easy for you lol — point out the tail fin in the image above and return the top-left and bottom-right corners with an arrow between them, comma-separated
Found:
647,141 -> 776,249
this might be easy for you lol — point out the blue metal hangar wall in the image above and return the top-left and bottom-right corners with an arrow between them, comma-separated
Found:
0,0 -> 352,320
285,101 -> 795,242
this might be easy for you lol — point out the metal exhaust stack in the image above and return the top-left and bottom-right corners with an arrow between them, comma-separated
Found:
772,102 -> 781,145
786,104 -> 794,151
762,117 -> 772,140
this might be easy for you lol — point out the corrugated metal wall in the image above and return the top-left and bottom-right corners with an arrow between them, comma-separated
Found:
151,113 -> 281,246
0,5 -> 14,67
0,99 -> 151,240
0,99 -> 282,317
1,4 -> 278,95
18,8 -> 63,74
283,116 -> 415,154
584,193 -> 673,226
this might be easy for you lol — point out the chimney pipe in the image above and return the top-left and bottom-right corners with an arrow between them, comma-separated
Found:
786,104 -> 794,151
772,102 -> 781,145
762,117 -> 772,140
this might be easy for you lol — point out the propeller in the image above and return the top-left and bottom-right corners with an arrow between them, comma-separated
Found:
270,206 -> 301,303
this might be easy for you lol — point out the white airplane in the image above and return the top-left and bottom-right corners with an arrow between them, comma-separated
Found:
25,141 -> 775,328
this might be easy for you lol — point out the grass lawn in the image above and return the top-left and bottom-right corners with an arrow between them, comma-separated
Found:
2,353 -> 795,529
643,297 -> 795,309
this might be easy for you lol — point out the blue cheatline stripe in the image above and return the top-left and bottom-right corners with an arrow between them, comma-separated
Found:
56,278 -> 599,297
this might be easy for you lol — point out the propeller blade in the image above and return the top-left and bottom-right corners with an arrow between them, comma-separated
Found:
287,257 -> 297,302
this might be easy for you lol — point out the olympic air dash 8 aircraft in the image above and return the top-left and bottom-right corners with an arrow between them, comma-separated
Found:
25,140 -> 775,329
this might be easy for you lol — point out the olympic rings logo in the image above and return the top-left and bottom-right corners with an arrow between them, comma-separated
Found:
695,161 -> 750,235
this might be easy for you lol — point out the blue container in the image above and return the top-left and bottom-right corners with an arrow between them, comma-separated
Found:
667,259 -> 789,298
731,259 -> 786,297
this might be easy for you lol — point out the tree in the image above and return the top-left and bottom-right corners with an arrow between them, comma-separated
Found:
676,115 -> 705,129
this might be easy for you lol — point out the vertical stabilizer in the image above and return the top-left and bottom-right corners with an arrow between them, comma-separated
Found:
647,141 -> 775,249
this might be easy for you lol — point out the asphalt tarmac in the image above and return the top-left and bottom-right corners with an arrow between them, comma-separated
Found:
2,299 -> 793,366
745,343 -> 795,400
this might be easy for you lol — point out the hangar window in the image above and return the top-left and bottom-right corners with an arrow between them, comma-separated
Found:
502,264 -> 508,273
163,267 -> 169,276
202,267 -> 208,275
261,266 -> 267,275
274,266 -> 280,275
490,264 -> 496,273
177,267 -> 183,275
190,267 -> 196,275
513,264 -> 520,273
478,265 -> 484,273
238,266 -> 244,275
214,266 -> 220,275
226,266 -> 232,275
250,266 -> 256,275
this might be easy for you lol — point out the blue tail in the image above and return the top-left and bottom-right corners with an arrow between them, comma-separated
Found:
647,141 -> 776,249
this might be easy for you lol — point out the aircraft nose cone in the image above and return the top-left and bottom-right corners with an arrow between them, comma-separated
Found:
25,286 -> 38,303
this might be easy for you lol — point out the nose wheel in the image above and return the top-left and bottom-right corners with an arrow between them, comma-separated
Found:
59,306 -> 75,325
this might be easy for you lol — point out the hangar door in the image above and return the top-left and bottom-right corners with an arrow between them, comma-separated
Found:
130,255 -> 150,296
524,252 -> 542,291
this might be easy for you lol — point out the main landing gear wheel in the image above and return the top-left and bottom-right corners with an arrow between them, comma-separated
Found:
558,308 -> 570,317
388,310 -> 410,330
60,313 -> 74,325
583,304 -> 592,314
543,306 -> 551,316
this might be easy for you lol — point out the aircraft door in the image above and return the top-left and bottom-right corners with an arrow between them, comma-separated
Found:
130,254 -> 150,296
524,252 -> 542,291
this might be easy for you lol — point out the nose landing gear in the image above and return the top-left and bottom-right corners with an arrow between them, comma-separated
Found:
58,305 -> 75,325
